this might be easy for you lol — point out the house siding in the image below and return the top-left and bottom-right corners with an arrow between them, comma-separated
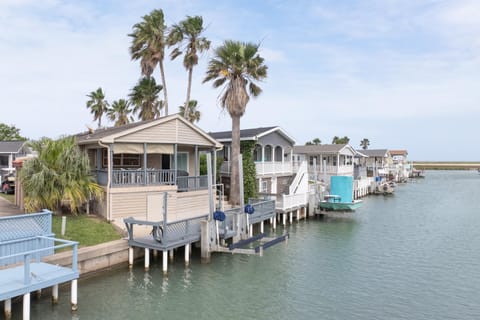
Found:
177,121 -> 213,146
115,119 -> 177,143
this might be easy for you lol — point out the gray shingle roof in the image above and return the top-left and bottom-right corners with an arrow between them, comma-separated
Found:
293,144 -> 348,154
75,119 -> 156,143
356,149 -> 389,157
209,126 -> 277,141
0,141 -> 27,154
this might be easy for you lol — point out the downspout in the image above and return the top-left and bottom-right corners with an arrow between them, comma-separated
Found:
98,141 -> 112,221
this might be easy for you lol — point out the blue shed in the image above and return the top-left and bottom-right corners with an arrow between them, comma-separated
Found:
330,176 -> 354,203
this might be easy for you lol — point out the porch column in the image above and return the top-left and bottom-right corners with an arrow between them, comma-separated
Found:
212,147 -> 217,185
337,154 -> 340,174
174,143 -> 178,183
109,144 -> 114,187
194,145 -> 199,176
143,143 -> 147,185
96,148 -> 102,170
261,145 -> 265,174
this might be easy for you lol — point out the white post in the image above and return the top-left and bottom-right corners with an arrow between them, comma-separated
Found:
52,284 -> 59,304
185,243 -> 190,265
4,299 -> 11,319
260,221 -> 264,233
289,211 -> 293,224
282,213 -> 286,226
128,247 -> 134,267
144,248 -> 150,270
71,279 -> 78,311
23,293 -> 30,320
61,216 -> 66,236
162,250 -> 168,275
273,216 -> 277,229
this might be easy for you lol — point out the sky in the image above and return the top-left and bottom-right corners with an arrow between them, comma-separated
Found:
1,0 -> 479,161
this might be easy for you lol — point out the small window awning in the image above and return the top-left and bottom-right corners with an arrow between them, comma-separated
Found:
113,143 -> 174,154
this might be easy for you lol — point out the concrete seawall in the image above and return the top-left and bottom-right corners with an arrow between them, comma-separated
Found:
43,239 -> 143,275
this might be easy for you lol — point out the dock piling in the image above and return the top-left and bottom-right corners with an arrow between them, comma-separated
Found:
185,244 -> 190,265
71,279 -> 78,311
4,299 -> 11,319
128,247 -> 133,268
144,248 -> 150,270
162,250 -> 168,275
52,284 -> 59,304
23,293 -> 30,320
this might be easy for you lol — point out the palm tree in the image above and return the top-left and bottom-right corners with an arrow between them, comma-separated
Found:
332,136 -> 350,144
86,87 -> 109,128
129,9 -> 169,115
107,99 -> 133,126
360,138 -> 370,150
129,77 -> 163,121
306,138 -> 321,145
179,100 -> 201,123
19,137 -> 103,214
203,40 -> 268,205
167,15 -> 210,118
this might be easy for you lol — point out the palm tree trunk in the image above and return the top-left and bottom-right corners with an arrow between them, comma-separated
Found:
184,67 -> 193,118
158,60 -> 169,116
230,115 -> 241,205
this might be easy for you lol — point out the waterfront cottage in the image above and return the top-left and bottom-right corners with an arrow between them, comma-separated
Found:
210,126 -> 309,219
75,114 -> 222,228
355,149 -> 392,178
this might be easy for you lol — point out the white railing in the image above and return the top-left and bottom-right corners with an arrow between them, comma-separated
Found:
219,161 -> 293,175
276,192 -> 309,211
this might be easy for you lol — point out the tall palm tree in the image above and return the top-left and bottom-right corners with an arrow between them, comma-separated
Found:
129,9 -> 169,115
360,138 -> 370,150
203,40 -> 268,205
179,99 -> 201,123
129,77 -> 163,121
167,15 -> 210,118
107,99 -> 133,126
86,87 -> 109,128
19,137 -> 103,214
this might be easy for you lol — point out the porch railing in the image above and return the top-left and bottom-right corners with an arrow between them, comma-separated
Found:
93,169 -> 208,191
219,161 -> 293,175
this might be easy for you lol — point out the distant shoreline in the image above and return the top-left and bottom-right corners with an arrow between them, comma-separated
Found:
413,162 -> 480,170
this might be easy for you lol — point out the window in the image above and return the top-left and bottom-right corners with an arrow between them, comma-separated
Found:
102,150 -> 141,168
264,145 -> 272,162
177,152 -> 188,172
274,146 -> 283,162
253,144 -> 262,162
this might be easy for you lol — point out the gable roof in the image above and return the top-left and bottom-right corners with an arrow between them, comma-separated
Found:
75,114 -> 222,148
356,149 -> 390,158
209,126 -> 295,144
0,141 -> 27,154
293,144 -> 356,155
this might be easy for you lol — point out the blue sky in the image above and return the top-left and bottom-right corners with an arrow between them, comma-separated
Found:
2,0 -> 479,160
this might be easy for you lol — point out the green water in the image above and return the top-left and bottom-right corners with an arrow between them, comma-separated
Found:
10,171 -> 480,319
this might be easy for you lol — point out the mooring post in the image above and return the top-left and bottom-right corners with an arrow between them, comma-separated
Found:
289,211 -> 293,224
128,247 -> 134,268
200,220 -> 211,263
52,284 -> 59,304
282,212 -> 286,226
273,215 -> 277,229
4,298 -> 11,319
71,279 -> 78,311
185,243 -> 190,265
23,293 -> 30,320
260,221 -> 264,233
162,250 -> 168,275
144,248 -> 150,270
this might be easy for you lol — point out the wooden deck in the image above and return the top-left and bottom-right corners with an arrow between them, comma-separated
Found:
0,262 -> 78,301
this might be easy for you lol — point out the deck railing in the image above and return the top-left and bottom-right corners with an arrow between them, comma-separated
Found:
93,169 -> 207,191
220,161 -> 293,175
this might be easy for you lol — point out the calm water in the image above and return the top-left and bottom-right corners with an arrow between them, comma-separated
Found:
10,171 -> 480,319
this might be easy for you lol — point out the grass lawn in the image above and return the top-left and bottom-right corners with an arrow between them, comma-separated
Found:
52,214 -> 122,248
0,193 -> 15,202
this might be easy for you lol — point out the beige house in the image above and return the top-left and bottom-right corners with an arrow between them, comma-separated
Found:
76,114 -> 222,227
